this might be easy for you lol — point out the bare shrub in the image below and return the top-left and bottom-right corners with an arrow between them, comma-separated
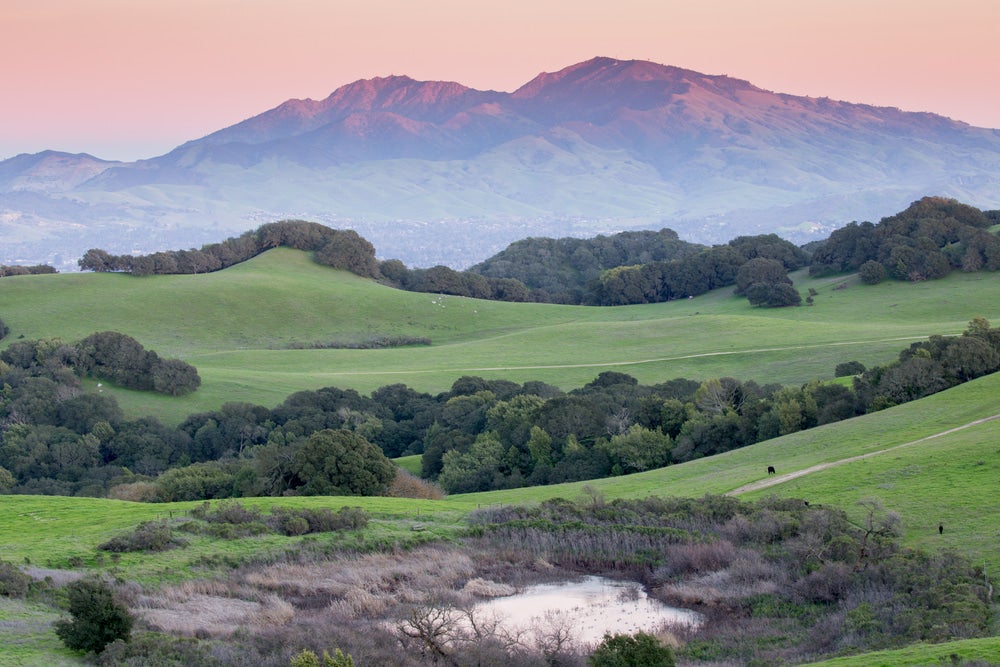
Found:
139,593 -> 262,638
99,520 -> 187,553
0,559 -> 31,597
241,546 -> 476,608
21,567 -> 84,586
461,578 -> 516,598
267,506 -> 368,535
250,593 -> 296,627
342,587 -> 389,616
385,469 -> 445,499
397,604 -> 541,667
656,551 -> 782,607
656,540 -> 739,578
193,500 -> 262,524
107,481 -> 161,502
720,507 -> 796,544
532,609 -> 582,663
793,562 -> 852,603
725,551 -> 785,587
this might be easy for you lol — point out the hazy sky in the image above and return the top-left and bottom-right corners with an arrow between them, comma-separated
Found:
2,0 -> 998,161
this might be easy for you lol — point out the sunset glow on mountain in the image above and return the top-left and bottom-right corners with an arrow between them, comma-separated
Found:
2,0 -> 998,161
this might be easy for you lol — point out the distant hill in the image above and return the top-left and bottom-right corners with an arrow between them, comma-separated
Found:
3,56 -> 1000,270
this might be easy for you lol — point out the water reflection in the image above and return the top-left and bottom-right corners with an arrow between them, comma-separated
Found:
471,575 -> 701,645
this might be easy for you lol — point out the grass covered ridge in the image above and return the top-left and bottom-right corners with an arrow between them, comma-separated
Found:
1,248 -> 998,423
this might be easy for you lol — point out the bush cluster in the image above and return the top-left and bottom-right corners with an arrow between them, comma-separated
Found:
181,501 -> 369,539
469,495 -> 991,665
98,521 -> 188,553
0,559 -> 31,598
55,579 -> 133,654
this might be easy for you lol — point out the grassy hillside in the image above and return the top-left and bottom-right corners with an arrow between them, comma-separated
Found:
2,371 -> 998,574
803,637 -> 1000,666
2,248 -> 998,424
2,371 -> 999,665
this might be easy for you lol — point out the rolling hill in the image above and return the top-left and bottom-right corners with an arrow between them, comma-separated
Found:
3,57 -> 1000,270
2,240 -> 1000,665
2,247 -> 999,424
1,368 -> 998,666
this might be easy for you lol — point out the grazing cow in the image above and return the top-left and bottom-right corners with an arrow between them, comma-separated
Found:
939,524 -> 944,535
767,465 -> 776,475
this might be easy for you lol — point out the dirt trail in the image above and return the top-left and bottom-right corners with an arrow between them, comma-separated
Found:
726,413 -> 1000,496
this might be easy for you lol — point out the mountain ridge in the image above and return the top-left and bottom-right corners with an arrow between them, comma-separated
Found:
2,56 -> 1000,270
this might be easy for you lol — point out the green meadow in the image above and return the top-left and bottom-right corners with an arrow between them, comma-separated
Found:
2,247 -> 998,424
2,250 -> 1000,664
802,637 -> 1000,666
2,371 -> 999,576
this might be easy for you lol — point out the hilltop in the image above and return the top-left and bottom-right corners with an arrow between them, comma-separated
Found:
3,57 -> 1000,269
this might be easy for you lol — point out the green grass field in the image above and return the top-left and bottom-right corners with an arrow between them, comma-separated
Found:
803,636 -> 1000,666
3,251 -> 1000,665
2,248 -> 998,424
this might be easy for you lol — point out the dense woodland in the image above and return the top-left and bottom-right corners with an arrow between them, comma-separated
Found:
0,317 -> 998,499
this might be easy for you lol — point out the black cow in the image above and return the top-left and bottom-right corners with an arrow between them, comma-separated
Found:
767,465 -> 776,475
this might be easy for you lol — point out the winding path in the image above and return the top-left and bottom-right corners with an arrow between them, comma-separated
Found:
726,413 -> 1000,496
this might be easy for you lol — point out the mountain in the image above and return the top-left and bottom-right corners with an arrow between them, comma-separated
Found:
3,56 -> 1000,270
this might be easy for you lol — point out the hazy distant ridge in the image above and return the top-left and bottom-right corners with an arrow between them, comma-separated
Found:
3,56 -> 1000,269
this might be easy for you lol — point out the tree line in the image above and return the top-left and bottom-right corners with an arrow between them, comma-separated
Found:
1,318 -> 997,499
0,264 -> 57,278
1,331 -> 200,398
72,198 -> 999,310
78,221 -> 382,278
809,196 -> 1000,281
75,219 -> 812,309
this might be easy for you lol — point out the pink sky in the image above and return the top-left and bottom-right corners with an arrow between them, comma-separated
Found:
2,0 -> 998,161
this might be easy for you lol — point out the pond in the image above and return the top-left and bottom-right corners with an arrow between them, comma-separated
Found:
469,575 -> 701,646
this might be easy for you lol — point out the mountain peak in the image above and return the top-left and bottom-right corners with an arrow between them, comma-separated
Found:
319,75 -> 492,119
513,57 -> 751,98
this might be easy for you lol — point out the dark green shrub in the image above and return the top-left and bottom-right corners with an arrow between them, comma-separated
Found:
0,559 -> 31,597
202,500 -> 263,525
589,631 -> 675,666
859,259 -> 886,285
279,516 -> 310,536
55,579 -> 133,654
99,521 -> 186,553
267,506 -> 369,535
834,360 -> 866,377
97,632 -> 221,666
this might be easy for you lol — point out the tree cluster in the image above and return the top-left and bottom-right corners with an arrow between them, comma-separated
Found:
73,222 -> 813,309
587,234 -> 808,306
79,220 -> 380,279
469,228 -> 703,304
0,264 -> 57,277
3,331 -> 200,397
809,197 -> 1000,281
1,319 -> 998,499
